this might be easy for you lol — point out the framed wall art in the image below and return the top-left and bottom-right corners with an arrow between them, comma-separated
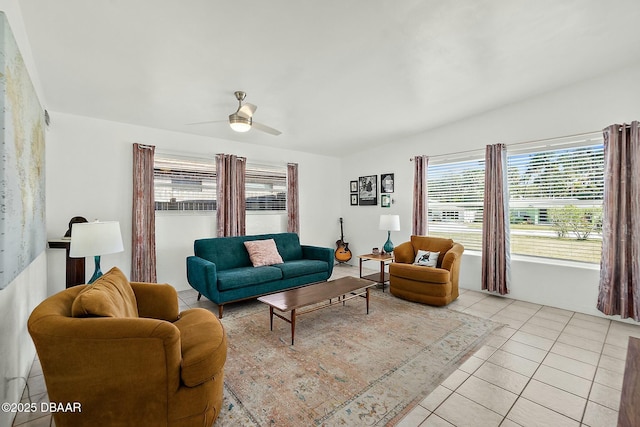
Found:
350,180 -> 358,193
358,175 -> 377,206
0,13 -> 46,290
381,173 -> 394,193
350,194 -> 358,206
381,194 -> 391,208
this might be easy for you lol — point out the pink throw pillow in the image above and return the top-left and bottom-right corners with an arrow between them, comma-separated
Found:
244,239 -> 284,267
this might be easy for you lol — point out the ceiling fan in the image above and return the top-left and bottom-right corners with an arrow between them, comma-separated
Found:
188,91 -> 282,136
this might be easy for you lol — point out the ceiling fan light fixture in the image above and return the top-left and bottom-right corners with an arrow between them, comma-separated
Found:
229,113 -> 251,132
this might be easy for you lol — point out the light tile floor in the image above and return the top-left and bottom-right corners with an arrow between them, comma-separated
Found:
12,264 -> 640,427
396,285 -> 640,427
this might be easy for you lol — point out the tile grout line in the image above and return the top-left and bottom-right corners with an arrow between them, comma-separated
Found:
578,317 -> 611,426
452,296 -> 609,426
493,304 -> 609,426
488,300 -> 544,426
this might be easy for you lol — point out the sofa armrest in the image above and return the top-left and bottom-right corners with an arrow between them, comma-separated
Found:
187,256 -> 218,296
174,308 -> 227,387
441,243 -> 464,271
28,315 -> 183,400
301,245 -> 332,262
130,282 -> 180,322
393,241 -> 415,264
302,245 -> 334,277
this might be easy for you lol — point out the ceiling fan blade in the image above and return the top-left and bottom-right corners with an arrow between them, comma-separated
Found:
237,103 -> 257,119
185,119 -> 227,125
252,121 -> 282,136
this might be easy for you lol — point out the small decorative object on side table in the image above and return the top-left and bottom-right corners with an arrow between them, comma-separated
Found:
358,252 -> 394,292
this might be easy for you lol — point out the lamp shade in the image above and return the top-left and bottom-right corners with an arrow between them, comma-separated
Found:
379,214 -> 400,231
69,221 -> 124,258
229,114 -> 251,132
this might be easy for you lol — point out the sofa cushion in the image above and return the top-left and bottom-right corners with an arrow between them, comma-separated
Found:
216,266 -> 283,291
71,267 -> 139,318
271,233 -> 303,261
244,239 -> 284,267
174,308 -> 227,387
194,236 -> 253,270
276,260 -> 329,279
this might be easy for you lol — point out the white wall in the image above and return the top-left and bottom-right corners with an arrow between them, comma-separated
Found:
0,1 -> 48,425
46,113 -> 342,292
341,62 -> 640,320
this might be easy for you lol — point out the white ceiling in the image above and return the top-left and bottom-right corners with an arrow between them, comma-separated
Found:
18,0 -> 640,157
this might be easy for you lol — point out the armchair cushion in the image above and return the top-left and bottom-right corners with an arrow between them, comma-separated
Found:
71,267 -> 138,318
390,263 -> 450,284
175,308 -> 227,387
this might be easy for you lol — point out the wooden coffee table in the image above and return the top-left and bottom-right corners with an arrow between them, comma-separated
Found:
257,276 -> 375,345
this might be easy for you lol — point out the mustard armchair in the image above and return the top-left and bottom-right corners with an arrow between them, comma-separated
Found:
28,267 -> 227,427
389,235 -> 464,306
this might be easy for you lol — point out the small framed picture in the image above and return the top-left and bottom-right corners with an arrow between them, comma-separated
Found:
350,194 -> 358,206
381,173 -> 394,193
358,175 -> 377,206
350,180 -> 358,193
381,194 -> 391,208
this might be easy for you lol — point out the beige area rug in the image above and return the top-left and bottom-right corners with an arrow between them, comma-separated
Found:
214,290 -> 500,426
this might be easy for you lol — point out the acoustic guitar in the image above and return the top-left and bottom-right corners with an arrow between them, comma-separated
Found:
335,217 -> 353,263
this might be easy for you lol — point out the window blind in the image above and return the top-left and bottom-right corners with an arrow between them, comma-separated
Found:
153,156 -> 287,212
245,163 -> 286,211
507,142 -> 604,263
427,159 -> 485,251
154,155 -> 216,211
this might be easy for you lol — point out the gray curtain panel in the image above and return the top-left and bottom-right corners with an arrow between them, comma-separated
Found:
131,143 -> 157,282
287,163 -> 300,234
412,155 -> 428,236
597,121 -> 640,320
482,143 -> 510,295
216,154 -> 246,237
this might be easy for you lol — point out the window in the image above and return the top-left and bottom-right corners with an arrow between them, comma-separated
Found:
153,155 -> 287,212
426,134 -> 604,264
508,139 -> 604,263
245,163 -> 286,212
427,157 -> 485,251
154,155 -> 216,211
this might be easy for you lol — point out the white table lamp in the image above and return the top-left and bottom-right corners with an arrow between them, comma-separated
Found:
69,221 -> 124,283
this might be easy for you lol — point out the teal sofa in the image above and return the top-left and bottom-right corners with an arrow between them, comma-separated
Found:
186,233 -> 334,318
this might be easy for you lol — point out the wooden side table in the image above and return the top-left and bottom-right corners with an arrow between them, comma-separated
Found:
48,239 -> 85,288
358,253 -> 393,292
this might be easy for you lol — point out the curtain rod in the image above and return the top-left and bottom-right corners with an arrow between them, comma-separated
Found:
409,129 -> 602,161
617,122 -> 640,128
